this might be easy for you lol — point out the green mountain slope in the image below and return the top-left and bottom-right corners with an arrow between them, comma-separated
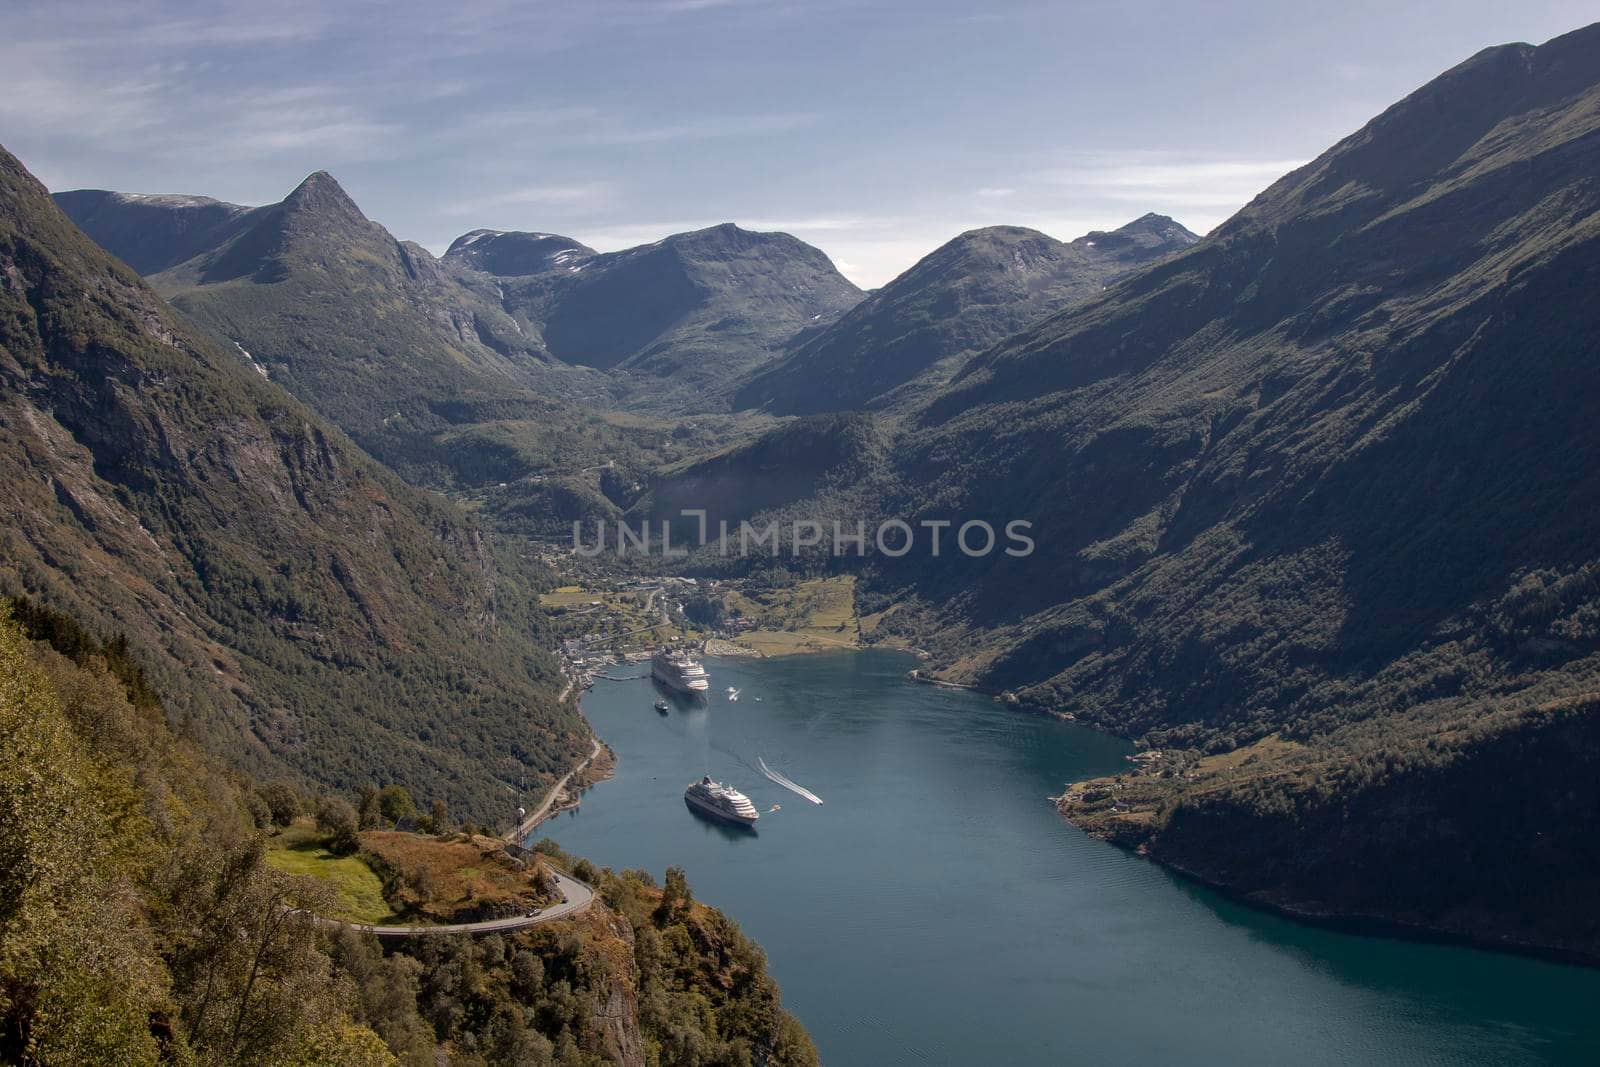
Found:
153,174 -> 616,469
2,143 -> 588,823
635,412 -> 888,542
51,173 -> 640,491
870,23 -> 1600,953
51,184 -> 808,527
736,215 -> 1196,415
453,222 -> 863,408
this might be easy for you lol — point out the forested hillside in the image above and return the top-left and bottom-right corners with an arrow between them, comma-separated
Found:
2,144 -> 587,823
632,23 -> 1600,956
871,23 -> 1600,950
0,601 -> 817,1065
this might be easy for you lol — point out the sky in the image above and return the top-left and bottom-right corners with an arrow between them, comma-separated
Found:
2,1 -> 1595,287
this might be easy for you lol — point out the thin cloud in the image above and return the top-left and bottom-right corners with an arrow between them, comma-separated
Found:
739,215 -> 872,232
1038,154 -> 1305,210
451,106 -> 605,135
6,0 -> 332,53
444,183 -> 621,217
586,113 -> 819,145
0,75 -> 168,136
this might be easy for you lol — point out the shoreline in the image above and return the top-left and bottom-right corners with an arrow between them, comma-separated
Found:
560,645 -> 1599,973
1086,829 -> 1600,971
504,736 -> 610,845
909,660 -> 1600,972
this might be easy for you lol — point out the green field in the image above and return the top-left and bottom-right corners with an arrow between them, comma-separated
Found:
543,583 -> 686,649
725,576 -> 860,654
265,844 -> 396,924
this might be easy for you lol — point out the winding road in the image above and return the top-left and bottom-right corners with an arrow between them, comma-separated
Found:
295,673 -> 606,939
305,870 -> 595,940
504,735 -> 604,846
304,724 -> 604,939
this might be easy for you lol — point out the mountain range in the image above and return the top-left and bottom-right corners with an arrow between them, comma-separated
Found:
736,214 -> 1197,414
54,177 -> 1195,437
55,183 -> 865,416
444,220 -> 863,406
51,179 -> 875,536
52,176 -> 1198,545
60,173 -> 632,485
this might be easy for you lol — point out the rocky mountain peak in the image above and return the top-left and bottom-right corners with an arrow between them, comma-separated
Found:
282,170 -> 366,225
442,228 -> 597,277
1078,213 -> 1200,255
1117,212 -> 1198,241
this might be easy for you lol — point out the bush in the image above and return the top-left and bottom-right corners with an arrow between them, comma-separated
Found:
259,782 -> 302,827
376,784 -> 415,825
245,790 -> 273,830
316,796 -> 360,855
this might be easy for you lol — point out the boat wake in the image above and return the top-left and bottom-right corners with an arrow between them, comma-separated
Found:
758,757 -> 823,805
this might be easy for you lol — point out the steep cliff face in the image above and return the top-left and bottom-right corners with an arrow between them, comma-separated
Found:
584,908 -> 649,1067
890,24 -> 1600,954
2,143 -> 588,821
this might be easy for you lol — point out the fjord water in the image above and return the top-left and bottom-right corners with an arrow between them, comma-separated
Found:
541,651 -> 1600,1065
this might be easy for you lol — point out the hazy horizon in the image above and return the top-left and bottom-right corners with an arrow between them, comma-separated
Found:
4,0 -> 1595,286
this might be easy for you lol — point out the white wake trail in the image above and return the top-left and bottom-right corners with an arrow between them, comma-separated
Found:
758,757 -> 823,805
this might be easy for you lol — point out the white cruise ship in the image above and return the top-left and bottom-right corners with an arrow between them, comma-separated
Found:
652,648 -> 709,694
683,776 -> 759,828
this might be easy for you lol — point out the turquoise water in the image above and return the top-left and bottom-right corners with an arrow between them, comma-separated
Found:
540,650 -> 1600,1065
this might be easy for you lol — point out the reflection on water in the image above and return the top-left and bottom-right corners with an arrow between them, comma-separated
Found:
680,796 -> 761,839
543,649 -> 1600,1066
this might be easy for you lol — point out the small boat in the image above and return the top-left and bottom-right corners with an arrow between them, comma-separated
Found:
653,700 -> 669,714
727,687 -> 741,702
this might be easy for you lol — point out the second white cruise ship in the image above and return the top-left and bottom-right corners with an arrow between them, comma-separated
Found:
652,647 -> 709,694
684,776 -> 759,828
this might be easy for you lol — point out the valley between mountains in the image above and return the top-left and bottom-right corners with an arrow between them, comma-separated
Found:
6,15 -> 1600,1065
